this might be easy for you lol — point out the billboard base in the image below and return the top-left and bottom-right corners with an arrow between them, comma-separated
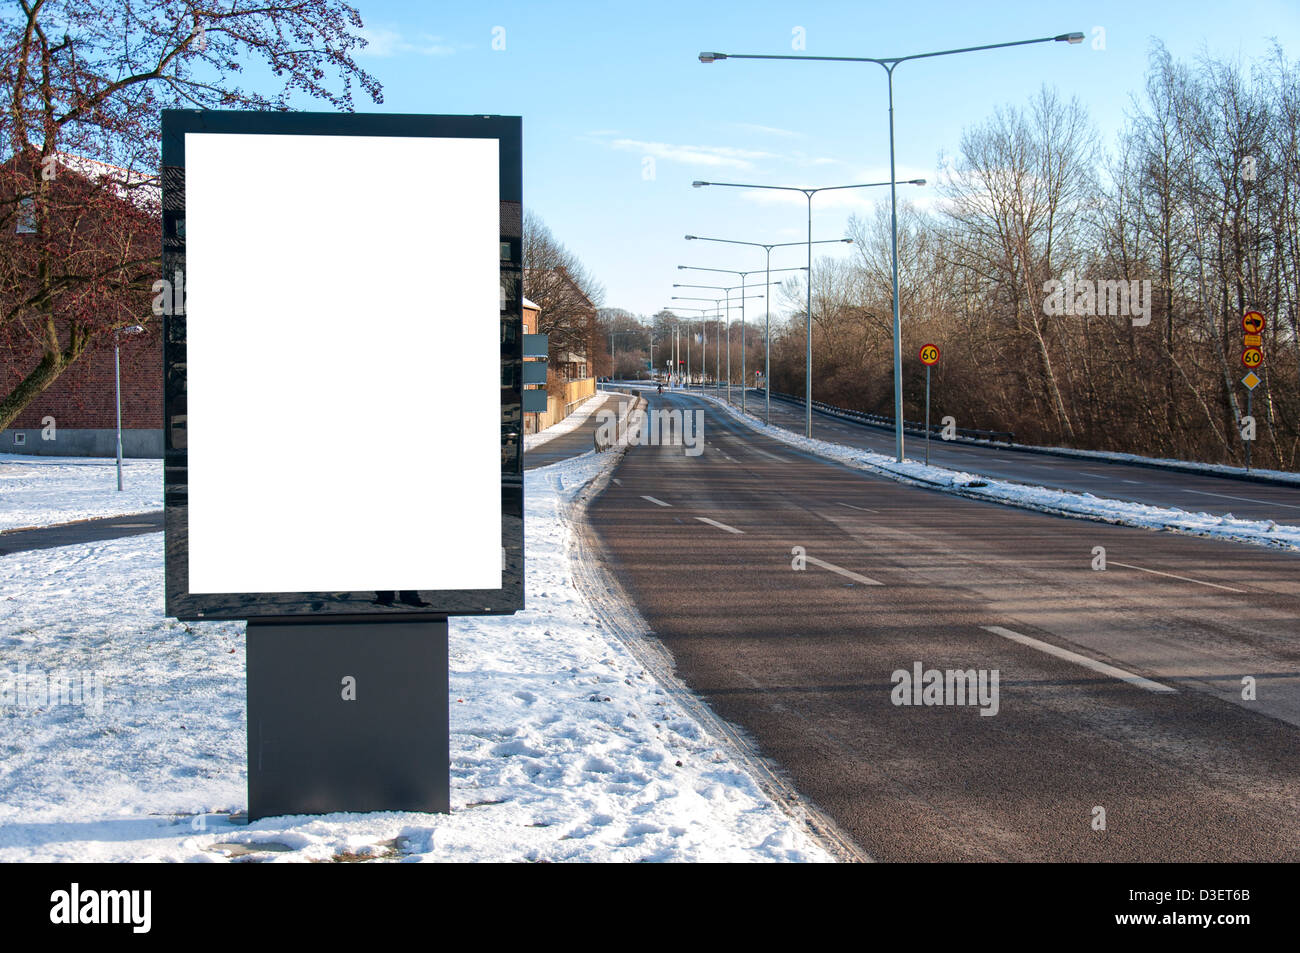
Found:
246,619 -> 449,820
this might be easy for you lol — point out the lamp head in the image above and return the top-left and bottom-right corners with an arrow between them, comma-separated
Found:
692,180 -> 708,188
698,52 -> 727,63
1056,32 -> 1085,44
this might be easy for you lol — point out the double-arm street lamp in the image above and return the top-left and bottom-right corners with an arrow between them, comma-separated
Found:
678,264 -> 805,412
672,285 -> 764,402
665,302 -> 722,387
687,234 -> 851,423
693,178 -> 922,437
699,31 -> 1084,458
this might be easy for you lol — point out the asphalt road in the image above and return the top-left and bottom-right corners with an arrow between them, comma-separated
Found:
698,386 -> 1300,524
586,389 -> 1300,861
523,389 -> 635,471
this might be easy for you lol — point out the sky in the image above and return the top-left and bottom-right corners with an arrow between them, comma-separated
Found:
345,0 -> 1300,320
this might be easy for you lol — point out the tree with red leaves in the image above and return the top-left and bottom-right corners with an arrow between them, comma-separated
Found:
1,1 -> 383,429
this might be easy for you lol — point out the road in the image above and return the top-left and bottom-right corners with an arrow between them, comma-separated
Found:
586,389 -> 1300,861
695,386 -> 1300,524
523,389 -> 634,471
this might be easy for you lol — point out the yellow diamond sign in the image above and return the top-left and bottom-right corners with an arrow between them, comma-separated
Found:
1242,371 -> 1261,390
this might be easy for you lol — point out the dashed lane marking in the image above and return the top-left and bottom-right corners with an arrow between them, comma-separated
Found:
695,516 -> 744,534
981,625 -> 1177,694
1108,561 -> 1247,593
837,502 -> 881,514
804,555 -> 883,586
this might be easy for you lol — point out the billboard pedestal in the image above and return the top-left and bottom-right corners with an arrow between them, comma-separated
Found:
246,619 -> 450,821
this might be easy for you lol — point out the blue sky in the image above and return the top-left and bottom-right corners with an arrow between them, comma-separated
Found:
350,0 -> 1300,319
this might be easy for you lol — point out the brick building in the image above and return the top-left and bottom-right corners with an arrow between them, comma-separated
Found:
2,329 -> 162,456
2,153 -> 163,457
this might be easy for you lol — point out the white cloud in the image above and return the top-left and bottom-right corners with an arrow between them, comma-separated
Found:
730,122 -> 802,138
355,27 -> 456,58
610,139 -> 779,170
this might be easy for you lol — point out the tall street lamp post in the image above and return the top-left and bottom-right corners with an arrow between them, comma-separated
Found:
699,31 -> 1084,458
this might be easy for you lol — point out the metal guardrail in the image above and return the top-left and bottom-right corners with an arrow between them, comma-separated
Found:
747,388 -> 1015,444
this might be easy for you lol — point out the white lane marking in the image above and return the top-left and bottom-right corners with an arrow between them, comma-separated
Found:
641,495 -> 671,507
1181,488 -> 1300,510
981,625 -> 1177,694
837,501 -> 881,514
612,478 -> 622,485
1077,470 -> 1112,479
1108,561 -> 1247,593
1122,479 -> 1144,484
742,445 -> 786,462
804,555 -> 883,586
695,516 -> 744,534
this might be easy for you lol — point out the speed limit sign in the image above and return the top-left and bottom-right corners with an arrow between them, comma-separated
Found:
1243,347 -> 1264,368
919,344 -> 940,366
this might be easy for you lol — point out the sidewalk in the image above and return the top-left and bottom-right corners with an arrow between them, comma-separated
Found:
0,511 -> 163,556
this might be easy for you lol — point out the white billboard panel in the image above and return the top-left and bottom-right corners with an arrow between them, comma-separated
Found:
183,132 -> 501,594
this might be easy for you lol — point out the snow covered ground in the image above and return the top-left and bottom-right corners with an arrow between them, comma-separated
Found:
696,392 -> 1300,554
0,453 -> 162,531
0,448 -> 831,863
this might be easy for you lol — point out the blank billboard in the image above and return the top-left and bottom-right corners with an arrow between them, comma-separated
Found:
162,112 -> 523,620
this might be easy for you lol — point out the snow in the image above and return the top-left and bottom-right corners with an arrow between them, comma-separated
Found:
522,392 -> 610,451
0,454 -> 162,531
0,447 -> 831,863
696,392 -> 1300,554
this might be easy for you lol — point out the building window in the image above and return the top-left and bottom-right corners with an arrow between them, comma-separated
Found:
16,197 -> 36,234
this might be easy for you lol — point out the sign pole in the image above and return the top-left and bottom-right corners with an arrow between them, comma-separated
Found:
925,365 -> 931,466
1246,389 -> 1252,472
918,343 -> 940,465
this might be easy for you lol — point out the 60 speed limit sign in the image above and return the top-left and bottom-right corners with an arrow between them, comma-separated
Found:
919,344 -> 940,366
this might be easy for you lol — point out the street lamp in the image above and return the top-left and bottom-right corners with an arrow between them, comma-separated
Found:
700,31 -> 1083,458
678,264 -> 805,413
687,234 -> 851,423
664,303 -> 721,387
672,285 -> 764,403
693,178 -> 921,437
114,324 -> 145,491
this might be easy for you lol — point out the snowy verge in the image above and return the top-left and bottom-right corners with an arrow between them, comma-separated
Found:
0,446 -> 831,862
738,388 -> 1300,486
0,454 -> 161,532
696,391 -> 1300,554
523,391 -> 614,451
